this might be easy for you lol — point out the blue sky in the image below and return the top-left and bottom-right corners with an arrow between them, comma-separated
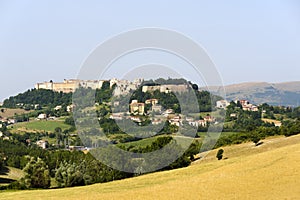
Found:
0,0 -> 300,101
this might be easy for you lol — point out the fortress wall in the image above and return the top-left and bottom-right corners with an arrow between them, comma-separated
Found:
142,84 -> 188,93
52,82 -> 79,93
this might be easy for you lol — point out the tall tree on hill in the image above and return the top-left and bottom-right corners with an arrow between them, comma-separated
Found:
21,157 -> 50,189
55,127 -> 63,146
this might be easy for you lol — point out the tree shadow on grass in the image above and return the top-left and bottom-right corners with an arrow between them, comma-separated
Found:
0,167 -> 9,176
0,177 -> 15,184
255,141 -> 264,147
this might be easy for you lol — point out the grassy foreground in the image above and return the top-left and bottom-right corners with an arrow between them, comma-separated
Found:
1,135 -> 300,200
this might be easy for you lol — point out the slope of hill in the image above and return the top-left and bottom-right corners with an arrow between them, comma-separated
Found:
1,135 -> 300,200
205,81 -> 300,106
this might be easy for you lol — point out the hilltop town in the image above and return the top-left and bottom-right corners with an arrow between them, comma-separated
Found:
0,77 -> 300,193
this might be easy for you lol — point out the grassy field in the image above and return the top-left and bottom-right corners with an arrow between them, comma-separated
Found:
1,134 -> 300,199
9,119 -> 71,133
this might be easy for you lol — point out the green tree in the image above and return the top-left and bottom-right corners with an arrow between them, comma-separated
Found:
22,157 -> 50,189
216,149 -> 224,160
250,131 -> 262,146
55,161 -> 86,187
55,127 -> 63,146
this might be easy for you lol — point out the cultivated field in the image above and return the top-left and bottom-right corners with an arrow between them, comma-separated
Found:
0,108 -> 31,119
1,135 -> 300,199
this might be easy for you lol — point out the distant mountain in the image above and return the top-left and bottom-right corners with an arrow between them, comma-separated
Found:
203,81 -> 300,107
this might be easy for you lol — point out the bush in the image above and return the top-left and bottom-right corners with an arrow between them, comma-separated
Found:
216,149 -> 224,160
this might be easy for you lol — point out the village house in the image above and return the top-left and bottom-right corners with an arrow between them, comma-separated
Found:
54,105 -> 62,111
230,113 -> 238,118
145,99 -> 158,105
68,146 -> 86,151
216,100 -> 230,109
48,116 -> 56,120
188,119 -> 207,127
274,122 -> 282,127
8,119 -> 16,124
188,121 -> 198,126
2,136 -> 10,141
34,104 -> 40,109
185,117 -> 194,122
37,113 -> 47,120
113,101 -> 120,106
169,115 -> 182,127
204,115 -> 216,123
151,118 -> 163,125
142,84 -> 188,94
130,116 -> 142,123
0,118 -> 7,123
162,109 -> 174,117
130,100 -> 145,115
67,104 -> 75,112
36,140 -> 49,149
242,104 -> 259,112
151,105 -> 162,113
237,100 -> 250,106
235,100 -> 259,112
109,113 -> 123,120
198,120 -> 207,127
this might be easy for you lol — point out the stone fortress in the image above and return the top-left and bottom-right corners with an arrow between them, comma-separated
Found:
35,79 -> 104,93
35,78 -> 144,96
35,78 -> 190,96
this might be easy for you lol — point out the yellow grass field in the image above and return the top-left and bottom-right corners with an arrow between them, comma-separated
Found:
1,135 -> 300,200
261,118 -> 282,125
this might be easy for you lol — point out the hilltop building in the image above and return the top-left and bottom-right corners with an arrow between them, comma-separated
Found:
35,78 -> 143,96
35,79 -> 104,93
142,84 -> 188,93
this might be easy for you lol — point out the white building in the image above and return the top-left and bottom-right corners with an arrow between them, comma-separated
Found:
37,114 -> 47,120
54,105 -> 62,111
216,100 -> 230,109
36,140 -> 49,149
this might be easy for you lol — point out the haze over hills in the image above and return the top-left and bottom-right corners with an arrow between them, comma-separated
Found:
204,81 -> 300,107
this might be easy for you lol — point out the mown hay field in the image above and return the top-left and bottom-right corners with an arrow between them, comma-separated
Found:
1,135 -> 300,200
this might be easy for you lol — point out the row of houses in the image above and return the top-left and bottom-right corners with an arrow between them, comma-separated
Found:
187,115 -> 216,127
35,139 -> 87,151
237,100 -> 259,112
129,98 -> 162,115
0,117 -> 17,125
216,99 -> 259,112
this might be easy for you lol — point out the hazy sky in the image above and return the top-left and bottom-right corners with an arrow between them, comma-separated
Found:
0,0 -> 300,101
